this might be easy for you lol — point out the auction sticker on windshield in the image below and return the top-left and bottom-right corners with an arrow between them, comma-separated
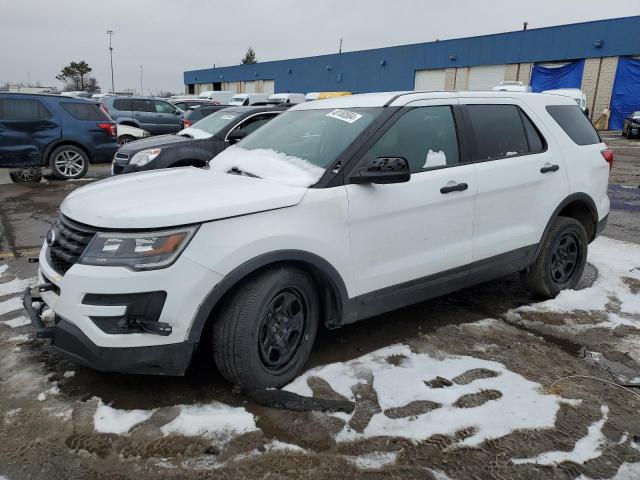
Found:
326,109 -> 363,124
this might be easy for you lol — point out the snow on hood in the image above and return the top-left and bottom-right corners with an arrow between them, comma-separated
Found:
211,147 -> 325,188
177,127 -> 213,139
61,167 -> 307,229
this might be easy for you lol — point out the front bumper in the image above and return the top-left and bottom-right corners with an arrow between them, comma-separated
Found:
23,288 -> 194,375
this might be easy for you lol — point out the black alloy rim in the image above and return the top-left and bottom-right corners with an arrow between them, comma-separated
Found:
550,232 -> 580,284
258,288 -> 308,372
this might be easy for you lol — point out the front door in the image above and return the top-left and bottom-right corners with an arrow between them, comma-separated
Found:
346,100 -> 477,300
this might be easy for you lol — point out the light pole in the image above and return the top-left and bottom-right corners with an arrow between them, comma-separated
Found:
106,30 -> 115,93
139,65 -> 143,96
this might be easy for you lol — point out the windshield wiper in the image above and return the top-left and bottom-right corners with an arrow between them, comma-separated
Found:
228,167 -> 261,179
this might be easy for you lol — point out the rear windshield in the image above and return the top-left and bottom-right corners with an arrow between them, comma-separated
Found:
61,103 -> 110,121
546,105 -> 601,146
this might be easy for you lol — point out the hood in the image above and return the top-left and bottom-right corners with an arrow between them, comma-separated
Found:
61,167 -> 307,229
118,134 -> 195,153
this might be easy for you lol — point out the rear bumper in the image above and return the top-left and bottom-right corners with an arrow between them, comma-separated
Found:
23,287 -> 195,375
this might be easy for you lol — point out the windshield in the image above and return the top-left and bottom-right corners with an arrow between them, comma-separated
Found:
210,107 -> 382,187
181,109 -> 241,137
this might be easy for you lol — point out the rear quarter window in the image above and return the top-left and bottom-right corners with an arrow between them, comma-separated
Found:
61,103 -> 110,121
546,105 -> 601,146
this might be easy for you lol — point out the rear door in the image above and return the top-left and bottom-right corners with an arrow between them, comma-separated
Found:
462,99 -> 569,265
346,100 -> 477,299
0,96 -> 60,168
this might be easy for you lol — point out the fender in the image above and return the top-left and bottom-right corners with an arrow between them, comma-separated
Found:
186,249 -> 351,344
534,192 -> 598,259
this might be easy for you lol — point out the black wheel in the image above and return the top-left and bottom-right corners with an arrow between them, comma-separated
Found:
9,168 -> 42,183
118,134 -> 137,145
213,267 -> 319,389
521,217 -> 588,298
49,145 -> 89,180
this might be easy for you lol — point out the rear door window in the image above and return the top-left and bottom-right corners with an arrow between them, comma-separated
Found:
466,105 -> 530,160
0,98 -> 51,120
61,103 -> 110,121
546,105 -> 601,145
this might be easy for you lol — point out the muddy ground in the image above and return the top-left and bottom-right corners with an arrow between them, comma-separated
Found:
0,134 -> 639,479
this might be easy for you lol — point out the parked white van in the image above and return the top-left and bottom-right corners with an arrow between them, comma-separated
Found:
197,91 -> 235,104
26,91 -> 611,389
542,88 -> 588,114
228,93 -> 269,106
267,93 -> 306,105
492,81 -> 532,92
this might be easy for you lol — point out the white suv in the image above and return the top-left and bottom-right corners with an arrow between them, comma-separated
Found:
25,91 -> 612,389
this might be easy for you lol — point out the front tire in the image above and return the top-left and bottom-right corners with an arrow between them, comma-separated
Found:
118,134 -> 137,145
213,267 -> 319,389
49,145 -> 89,180
521,217 -> 588,298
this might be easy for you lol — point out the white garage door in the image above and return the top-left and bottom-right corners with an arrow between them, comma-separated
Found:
414,69 -> 446,91
467,65 -> 506,90
263,80 -> 275,95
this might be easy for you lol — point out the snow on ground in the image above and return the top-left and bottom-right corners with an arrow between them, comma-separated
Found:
160,402 -> 258,440
93,399 -> 155,434
513,405 -> 609,465
285,344 -> 578,446
3,316 -> 30,328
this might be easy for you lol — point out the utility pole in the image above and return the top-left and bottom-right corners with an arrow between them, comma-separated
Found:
140,65 -> 143,96
339,38 -> 343,54
106,30 -> 115,93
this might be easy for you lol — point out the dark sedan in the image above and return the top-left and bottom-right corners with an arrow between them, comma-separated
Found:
622,111 -> 640,139
111,105 -> 289,175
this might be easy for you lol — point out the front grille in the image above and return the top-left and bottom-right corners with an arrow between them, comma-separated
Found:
48,215 -> 98,275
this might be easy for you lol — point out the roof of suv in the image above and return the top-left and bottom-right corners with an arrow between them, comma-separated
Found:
291,90 -> 578,110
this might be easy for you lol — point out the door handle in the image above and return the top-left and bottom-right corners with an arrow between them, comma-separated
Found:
540,164 -> 559,174
440,182 -> 468,194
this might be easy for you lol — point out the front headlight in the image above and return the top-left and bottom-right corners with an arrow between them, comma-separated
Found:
130,148 -> 161,166
79,226 -> 198,270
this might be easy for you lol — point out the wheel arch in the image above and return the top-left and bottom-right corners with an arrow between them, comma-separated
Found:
43,140 -> 91,165
535,192 -> 599,259
186,250 -> 351,346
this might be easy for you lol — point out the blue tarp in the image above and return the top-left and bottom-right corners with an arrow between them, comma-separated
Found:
609,57 -> 640,131
530,60 -> 585,93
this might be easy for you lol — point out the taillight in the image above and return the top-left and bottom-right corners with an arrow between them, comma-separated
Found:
183,119 -> 192,128
98,123 -> 117,138
600,149 -> 614,170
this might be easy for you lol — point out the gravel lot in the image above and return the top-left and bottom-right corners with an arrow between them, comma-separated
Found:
1,135 -> 639,479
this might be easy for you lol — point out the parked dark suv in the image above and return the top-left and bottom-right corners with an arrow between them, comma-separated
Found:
112,105 -> 288,175
100,96 -> 183,134
0,93 -> 118,182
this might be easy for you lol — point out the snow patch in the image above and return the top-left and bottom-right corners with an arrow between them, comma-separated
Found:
93,400 -> 154,434
513,405 -> 609,466
285,344 -> 571,446
160,402 -> 257,440
211,147 -> 324,188
345,451 -> 398,470
3,316 -> 30,328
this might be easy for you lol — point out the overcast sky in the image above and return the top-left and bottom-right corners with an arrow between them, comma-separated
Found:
2,0 -> 638,94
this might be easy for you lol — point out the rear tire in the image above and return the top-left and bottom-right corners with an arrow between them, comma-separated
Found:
49,145 -> 89,180
9,168 -> 42,183
521,217 -> 588,298
213,267 -> 319,389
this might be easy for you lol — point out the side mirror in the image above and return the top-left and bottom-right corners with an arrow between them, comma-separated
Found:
349,157 -> 410,185
227,129 -> 247,144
